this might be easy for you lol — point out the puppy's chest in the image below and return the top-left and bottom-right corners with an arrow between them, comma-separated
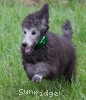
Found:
26,51 -> 46,64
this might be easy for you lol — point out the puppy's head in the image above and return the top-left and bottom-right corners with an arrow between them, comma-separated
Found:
22,4 -> 49,54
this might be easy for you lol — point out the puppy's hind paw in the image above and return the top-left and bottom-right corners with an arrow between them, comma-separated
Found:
32,74 -> 43,82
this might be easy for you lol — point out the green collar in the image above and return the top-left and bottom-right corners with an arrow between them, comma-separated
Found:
34,35 -> 48,50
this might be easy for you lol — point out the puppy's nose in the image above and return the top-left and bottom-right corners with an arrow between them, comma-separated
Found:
22,42 -> 27,47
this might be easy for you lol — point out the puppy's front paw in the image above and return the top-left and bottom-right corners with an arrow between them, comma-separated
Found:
32,74 -> 43,82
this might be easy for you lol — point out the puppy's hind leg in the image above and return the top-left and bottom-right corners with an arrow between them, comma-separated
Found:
64,60 -> 76,84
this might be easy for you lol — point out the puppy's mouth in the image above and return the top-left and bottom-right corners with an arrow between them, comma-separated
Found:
24,42 -> 36,54
25,47 -> 31,54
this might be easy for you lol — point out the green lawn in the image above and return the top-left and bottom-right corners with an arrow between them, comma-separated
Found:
0,0 -> 86,100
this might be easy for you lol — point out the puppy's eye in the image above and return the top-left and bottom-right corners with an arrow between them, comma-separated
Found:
32,31 -> 36,35
24,31 -> 26,34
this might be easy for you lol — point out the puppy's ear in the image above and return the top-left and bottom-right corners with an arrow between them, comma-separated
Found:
40,4 -> 49,32
40,3 -> 49,19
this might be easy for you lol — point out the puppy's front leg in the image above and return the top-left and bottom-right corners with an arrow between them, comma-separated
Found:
31,74 -> 43,82
23,61 -> 57,82
31,62 -> 54,82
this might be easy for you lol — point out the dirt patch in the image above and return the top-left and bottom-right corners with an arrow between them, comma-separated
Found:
20,0 -> 69,6
20,0 -> 44,6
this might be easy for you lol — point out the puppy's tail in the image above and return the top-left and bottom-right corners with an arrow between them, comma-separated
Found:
62,20 -> 73,40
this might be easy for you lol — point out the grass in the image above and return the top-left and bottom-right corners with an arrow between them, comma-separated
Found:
0,0 -> 86,100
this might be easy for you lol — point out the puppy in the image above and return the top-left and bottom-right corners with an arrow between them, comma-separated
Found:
21,4 -> 76,83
